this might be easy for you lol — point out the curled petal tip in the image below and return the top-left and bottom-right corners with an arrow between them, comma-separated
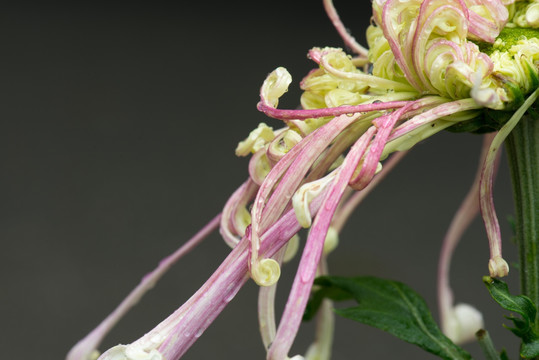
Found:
251,258 -> 281,287
260,67 -> 293,108
66,333 -> 102,360
488,256 -> 509,278
66,345 -> 100,360
97,345 -> 128,360
471,85 -> 502,110
323,226 -> 339,255
293,174 -> 337,228
235,123 -> 275,157
98,345 -> 163,360
444,303 -> 484,345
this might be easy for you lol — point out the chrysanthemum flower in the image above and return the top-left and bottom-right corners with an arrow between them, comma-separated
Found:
68,0 -> 539,359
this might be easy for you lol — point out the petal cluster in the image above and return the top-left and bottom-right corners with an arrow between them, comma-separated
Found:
68,2 -> 539,360
370,0 -> 512,108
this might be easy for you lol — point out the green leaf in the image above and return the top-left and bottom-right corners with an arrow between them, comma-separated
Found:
303,277 -> 352,321
308,276 -> 471,360
499,349 -> 510,360
521,340 -> 539,359
483,276 -> 539,358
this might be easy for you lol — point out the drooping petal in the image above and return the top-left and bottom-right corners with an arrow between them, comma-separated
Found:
267,127 -> 376,360
69,215 -> 221,360
220,180 -> 258,248
249,113 -> 364,286
437,134 -> 494,344
480,88 -> 539,277
322,0 -> 369,57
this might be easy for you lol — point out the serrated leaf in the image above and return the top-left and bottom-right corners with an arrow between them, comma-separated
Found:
483,276 -> 536,322
308,276 -> 471,360
483,276 -> 539,358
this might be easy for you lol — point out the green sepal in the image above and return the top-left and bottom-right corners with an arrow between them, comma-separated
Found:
503,80 -> 525,111
306,276 -> 471,360
446,108 -> 513,133
526,62 -> 539,91
446,95 -> 539,134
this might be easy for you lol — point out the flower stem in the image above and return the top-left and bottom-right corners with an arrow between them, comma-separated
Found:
505,111 -> 539,330
475,329 -> 501,360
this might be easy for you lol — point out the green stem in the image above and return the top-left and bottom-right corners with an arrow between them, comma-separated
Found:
505,111 -> 539,331
476,329 -> 501,360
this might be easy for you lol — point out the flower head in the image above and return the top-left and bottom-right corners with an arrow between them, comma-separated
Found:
68,1 -> 539,359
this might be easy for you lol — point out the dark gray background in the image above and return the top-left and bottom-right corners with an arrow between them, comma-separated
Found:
0,1 -> 521,359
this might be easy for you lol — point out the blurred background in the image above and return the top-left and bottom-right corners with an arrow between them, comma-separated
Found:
0,1 -> 521,359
